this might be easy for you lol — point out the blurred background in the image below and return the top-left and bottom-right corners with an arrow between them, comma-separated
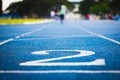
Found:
0,0 -> 120,20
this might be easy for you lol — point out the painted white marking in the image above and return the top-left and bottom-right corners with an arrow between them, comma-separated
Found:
74,25 -> 120,45
32,51 -> 49,55
24,33 -> 30,36
20,50 -> 105,66
0,21 -> 52,46
26,35 -> 94,37
15,36 -> 20,39
0,38 -> 14,45
20,34 -> 26,37
0,70 -> 120,74
20,59 -> 105,66
24,20 -> 53,25
17,26 -> 49,39
14,35 -> 95,41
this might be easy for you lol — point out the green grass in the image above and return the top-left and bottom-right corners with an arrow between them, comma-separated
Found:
0,18 -> 46,24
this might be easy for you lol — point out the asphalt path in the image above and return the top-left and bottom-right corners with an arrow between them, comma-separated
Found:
0,20 -> 120,80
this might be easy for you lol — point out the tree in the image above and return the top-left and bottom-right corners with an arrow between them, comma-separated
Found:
79,0 -> 113,15
6,0 -> 74,17
79,0 -> 95,15
90,2 -> 111,15
110,0 -> 120,14
0,0 -> 2,15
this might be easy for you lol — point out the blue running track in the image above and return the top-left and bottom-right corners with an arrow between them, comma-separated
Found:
0,20 -> 120,80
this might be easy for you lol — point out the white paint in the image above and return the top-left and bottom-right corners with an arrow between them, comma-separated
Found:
31,50 -> 95,56
27,34 -> 94,37
0,21 -> 52,46
32,51 -> 49,55
0,38 -> 14,45
0,70 -> 120,74
20,59 -> 105,66
15,36 -> 20,39
74,25 -> 120,45
24,20 -> 53,25
20,34 -> 25,37
20,50 -> 105,66
14,35 -> 94,41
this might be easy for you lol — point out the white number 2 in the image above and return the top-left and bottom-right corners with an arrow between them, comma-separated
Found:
20,50 -> 105,66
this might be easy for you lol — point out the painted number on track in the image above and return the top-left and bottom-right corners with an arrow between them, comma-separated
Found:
20,50 -> 105,66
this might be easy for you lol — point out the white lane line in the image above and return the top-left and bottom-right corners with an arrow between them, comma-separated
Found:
74,25 -> 120,45
0,70 -> 120,74
25,34 -> 93,37
15,36 -> 21,39
0,21 -> 52,46
13,35 -> 95,41
0,38 -> 14,45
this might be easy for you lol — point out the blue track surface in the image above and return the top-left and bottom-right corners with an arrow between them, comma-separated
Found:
0,20 -> 120,80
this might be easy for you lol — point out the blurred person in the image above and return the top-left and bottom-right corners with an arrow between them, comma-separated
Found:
85,14 -> 90,20
59,3 -> 67,24
50,10 -> 55,19
107,14 -> 112,20
113,14 -> 120,21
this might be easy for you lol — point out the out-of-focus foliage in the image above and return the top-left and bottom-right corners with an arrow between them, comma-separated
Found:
79,0 -> 119,15
6,0 -> 74,17
0,0 -> 2,15
110,0 -> 120,14
79,0 -> 95,15
90,2 -> 111,15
